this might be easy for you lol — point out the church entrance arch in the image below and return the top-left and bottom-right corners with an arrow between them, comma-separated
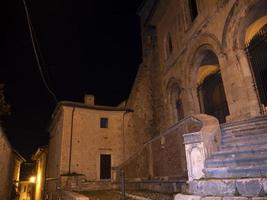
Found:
245,16 -> 267,114
196,50 -> 229,123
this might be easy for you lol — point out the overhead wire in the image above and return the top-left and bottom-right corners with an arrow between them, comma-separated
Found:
28,17 -> 54,86
22,0 -> 58,103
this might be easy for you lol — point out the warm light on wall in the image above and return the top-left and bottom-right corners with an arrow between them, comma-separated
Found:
29,176 -> 36,183
197,65 -> 219,85
37,173 -> 41,184
245,15 -> 267,43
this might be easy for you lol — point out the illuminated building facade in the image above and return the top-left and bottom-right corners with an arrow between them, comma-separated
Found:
46,0 -> 267,199
32,146 -> 48,200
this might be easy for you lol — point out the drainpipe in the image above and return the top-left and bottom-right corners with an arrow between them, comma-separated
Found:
69,107 -> 75,174
122,109 -> 132,162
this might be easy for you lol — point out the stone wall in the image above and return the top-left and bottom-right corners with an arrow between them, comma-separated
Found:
46,107 -> 64,199
0,126 -> 14,200
32,147 -> 48,200
59,106 -> 125,180
120,117 -> 202,180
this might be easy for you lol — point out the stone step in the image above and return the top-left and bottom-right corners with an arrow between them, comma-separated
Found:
205,154 -> 267,168
221,119 -> 267,132
204,165 -> 267,178
221,116 -> 267,129
187,178 -> 267,197
222,128 -> 267,141
221,131 -> 267,144
222,124 -> 267,136
211,146 -> 267,160
175,194 -> 267,200
222,125 -> 267,138
220,139 -> 267,150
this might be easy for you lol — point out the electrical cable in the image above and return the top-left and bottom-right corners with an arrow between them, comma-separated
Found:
22,0 -> 58,103
29,18 -> 54,86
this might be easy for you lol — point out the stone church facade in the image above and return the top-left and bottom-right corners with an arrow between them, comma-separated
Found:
136,0 -> 267,132
130,0 -> 267,199
46,0 -> 267,199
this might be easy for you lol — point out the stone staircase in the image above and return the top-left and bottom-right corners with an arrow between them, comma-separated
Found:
204,115 -> 267,178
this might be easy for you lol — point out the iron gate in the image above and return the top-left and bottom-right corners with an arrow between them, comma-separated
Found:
245,24 -> 267,114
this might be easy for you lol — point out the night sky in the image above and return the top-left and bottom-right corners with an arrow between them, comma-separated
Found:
1,0 -> 143,158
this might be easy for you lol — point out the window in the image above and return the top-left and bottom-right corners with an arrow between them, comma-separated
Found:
100,118 -> 108,128
189,0 -> 198,21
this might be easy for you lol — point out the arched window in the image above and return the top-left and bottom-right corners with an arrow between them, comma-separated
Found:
168,81 -> 184,123
189,0 -> 198,21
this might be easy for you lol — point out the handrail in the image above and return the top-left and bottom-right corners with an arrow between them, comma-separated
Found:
144,116 -> 202,145
115,116 -> 203,169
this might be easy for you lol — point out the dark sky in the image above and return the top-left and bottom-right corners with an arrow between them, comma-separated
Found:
1,0 -> 143,158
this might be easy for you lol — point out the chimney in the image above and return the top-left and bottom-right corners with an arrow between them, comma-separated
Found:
84,94 -> 95,106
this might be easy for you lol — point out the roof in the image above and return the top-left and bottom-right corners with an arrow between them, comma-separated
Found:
49,101 -> 133,132
13,149 -> 26,162
56,101 -> 133,112
32,146 -> 48,160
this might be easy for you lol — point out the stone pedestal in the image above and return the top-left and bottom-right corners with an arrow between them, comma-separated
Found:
183,114 -> 221,181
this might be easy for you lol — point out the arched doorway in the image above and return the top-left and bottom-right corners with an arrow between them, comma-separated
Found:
196,50 -> 229,123
245,16 -> 267,114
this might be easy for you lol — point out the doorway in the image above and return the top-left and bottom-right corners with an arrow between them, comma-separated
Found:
196,50 -> 229,123
198,72 -> 229,123
245,23 -> 267,113
100,154 -> 111,179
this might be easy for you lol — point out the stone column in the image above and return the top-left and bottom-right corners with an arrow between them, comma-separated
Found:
219,48 -> 260,121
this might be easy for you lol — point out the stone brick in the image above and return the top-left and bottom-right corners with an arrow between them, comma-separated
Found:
222,197 -> 248,200
174,194 -> 201,200
189,180 -> 236,196
262,178 -> 267,194
236,179 -> 262,197
201,197 -> 222,200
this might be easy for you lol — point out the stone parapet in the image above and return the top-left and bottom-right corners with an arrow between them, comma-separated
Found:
183,114 -> 221,181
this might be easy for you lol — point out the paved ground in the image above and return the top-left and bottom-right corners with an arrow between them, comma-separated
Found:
79,190 -> 133,200
80,190 -> 174,200
128,190 -> 174,200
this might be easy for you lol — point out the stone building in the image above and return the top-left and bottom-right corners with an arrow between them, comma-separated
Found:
47,0 -> 267,199
19,180 -> 35,200
121,0 -> 267,199
0,128 -> 25,200
0,127 -> 15,200
0,85 -> 25,200
135,0 -> 267,132
46,95 -> 132,199
32,146 -> 48,200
